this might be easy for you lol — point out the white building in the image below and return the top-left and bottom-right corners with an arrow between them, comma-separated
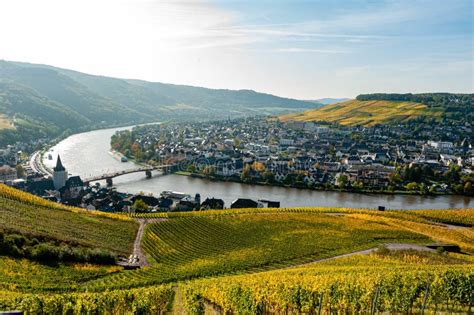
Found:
428,141 -> 454,151
53,155 -> 68,190
279,138 -> 294,146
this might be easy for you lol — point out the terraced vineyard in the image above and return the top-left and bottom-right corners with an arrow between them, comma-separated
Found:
183,251 -> 473,313
280,99 -> 442,126
0,184 -> 137,255
0,185 -> 473,313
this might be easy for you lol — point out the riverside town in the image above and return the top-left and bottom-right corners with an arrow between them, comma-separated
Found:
0,1 -> 473,312
1,108 -> 472,214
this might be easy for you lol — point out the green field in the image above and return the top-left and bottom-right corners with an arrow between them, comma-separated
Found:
0,115 -> 13,130
280,99 -> 443,126
0,185 -> 473,313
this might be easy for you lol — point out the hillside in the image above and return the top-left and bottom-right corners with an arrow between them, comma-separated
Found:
0,185 -> 138,259
0,60 -> 317,145
183,251 -> 473,313
0,195 -> 472,312
281,93 -> 473,126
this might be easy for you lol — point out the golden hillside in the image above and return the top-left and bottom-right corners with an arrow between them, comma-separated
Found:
280,99 -> 443,126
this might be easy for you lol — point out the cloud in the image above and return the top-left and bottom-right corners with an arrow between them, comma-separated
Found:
276,48 -> 347,54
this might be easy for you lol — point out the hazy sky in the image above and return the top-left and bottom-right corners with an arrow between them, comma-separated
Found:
0,0 -> 472,99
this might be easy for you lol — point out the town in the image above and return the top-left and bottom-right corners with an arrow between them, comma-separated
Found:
111,116 -> 474,196
0,116 -> 472,214
1,149 -> 278,212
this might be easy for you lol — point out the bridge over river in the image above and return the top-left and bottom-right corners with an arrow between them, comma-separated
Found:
83,164 -> 173,186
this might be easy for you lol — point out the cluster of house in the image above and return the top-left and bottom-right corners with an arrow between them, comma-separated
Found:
0,145 -> 21,183
12,154 -> 279,212
127,191 -> 279,213
121,117 -> 473,191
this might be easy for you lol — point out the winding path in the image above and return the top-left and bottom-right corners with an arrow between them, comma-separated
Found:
282,243 -> 435,270
133,218 -> 168,267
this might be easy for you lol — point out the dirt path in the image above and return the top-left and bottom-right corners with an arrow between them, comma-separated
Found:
428,221 -> 472,230
133,218 -> 167,267
283,243 -> 434,270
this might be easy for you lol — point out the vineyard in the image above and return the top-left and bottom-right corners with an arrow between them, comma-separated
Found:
182,251 -> 473,314
81,211 -> 430,291
0,184 -> 138,256
0,285 -> 174,314
0,185 -> 473,313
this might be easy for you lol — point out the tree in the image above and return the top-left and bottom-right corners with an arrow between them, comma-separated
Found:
187,164 -> 196,173
131,143 -> 143,160
464,182 -> 472,195
241,164 -> 251,181
406,182 -> 418,191
337,174 -> 348,188
202,166 -> 215,176
388,172 -> 402,185
262,170 -> 274,182
16,165 -> 26,178
445,164 -> 461,183
131,199 -> 148,213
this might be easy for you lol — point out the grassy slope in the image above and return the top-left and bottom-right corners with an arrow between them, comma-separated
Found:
0,257 -> 122,293
82,210 -> 433,291
0,195 -> 472,294
280,99 -> 443,126
0,185 -> 138,256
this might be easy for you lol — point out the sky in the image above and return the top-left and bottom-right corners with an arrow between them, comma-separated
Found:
0,0 -> 472,99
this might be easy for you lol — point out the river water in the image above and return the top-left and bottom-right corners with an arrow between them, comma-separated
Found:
43,125 -> 473,209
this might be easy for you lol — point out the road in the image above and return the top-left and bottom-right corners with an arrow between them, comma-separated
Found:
283,243 -> 435,270
133,218 -> 168,267
29,151 -> 52,176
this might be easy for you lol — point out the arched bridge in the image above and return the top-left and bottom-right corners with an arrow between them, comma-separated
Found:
84,164 -> 173,186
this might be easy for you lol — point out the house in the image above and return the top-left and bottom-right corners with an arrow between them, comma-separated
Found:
258,199 -> 280,208
27,177 -> 55,195
230,198 -> 260,209
175,199 -> 197,211
428,141 -> 454,152
200,197 -> 225,210
279,138 -> 294,146
342,155 -> 363,166
439,154 -> 460,167
0,165 -> 17,182
129,194 -> 160,207
59,176 -> 84,201
157,198 -> 174,211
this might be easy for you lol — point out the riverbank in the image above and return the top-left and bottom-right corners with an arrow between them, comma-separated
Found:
41,125 -> 473,209
170,171 -> 461,198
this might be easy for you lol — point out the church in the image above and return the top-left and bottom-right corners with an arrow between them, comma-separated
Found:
53,155 -> 84,204
53,155 -> 68,190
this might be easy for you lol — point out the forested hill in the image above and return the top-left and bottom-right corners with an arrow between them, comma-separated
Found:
0,60 -> 318,146
281,93 -> 473,126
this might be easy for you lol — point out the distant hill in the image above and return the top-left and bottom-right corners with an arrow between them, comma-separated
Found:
0,60 -> 316,145
281,93 -> 473,126
312,98 -> 350,105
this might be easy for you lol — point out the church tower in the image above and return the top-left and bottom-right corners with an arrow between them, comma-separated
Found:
53,155 -> 68,190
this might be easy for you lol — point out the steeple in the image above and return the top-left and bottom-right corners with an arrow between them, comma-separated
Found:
54,155 -> 66,172
53,155 -> 68,190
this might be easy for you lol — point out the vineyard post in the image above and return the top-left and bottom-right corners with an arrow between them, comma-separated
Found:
370,285 -> 380,315
468,293 -> 473,315
317,292 -> 324,315
420,281 -> 430,315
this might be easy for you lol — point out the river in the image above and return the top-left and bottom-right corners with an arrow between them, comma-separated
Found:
43,125 -> 473,209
